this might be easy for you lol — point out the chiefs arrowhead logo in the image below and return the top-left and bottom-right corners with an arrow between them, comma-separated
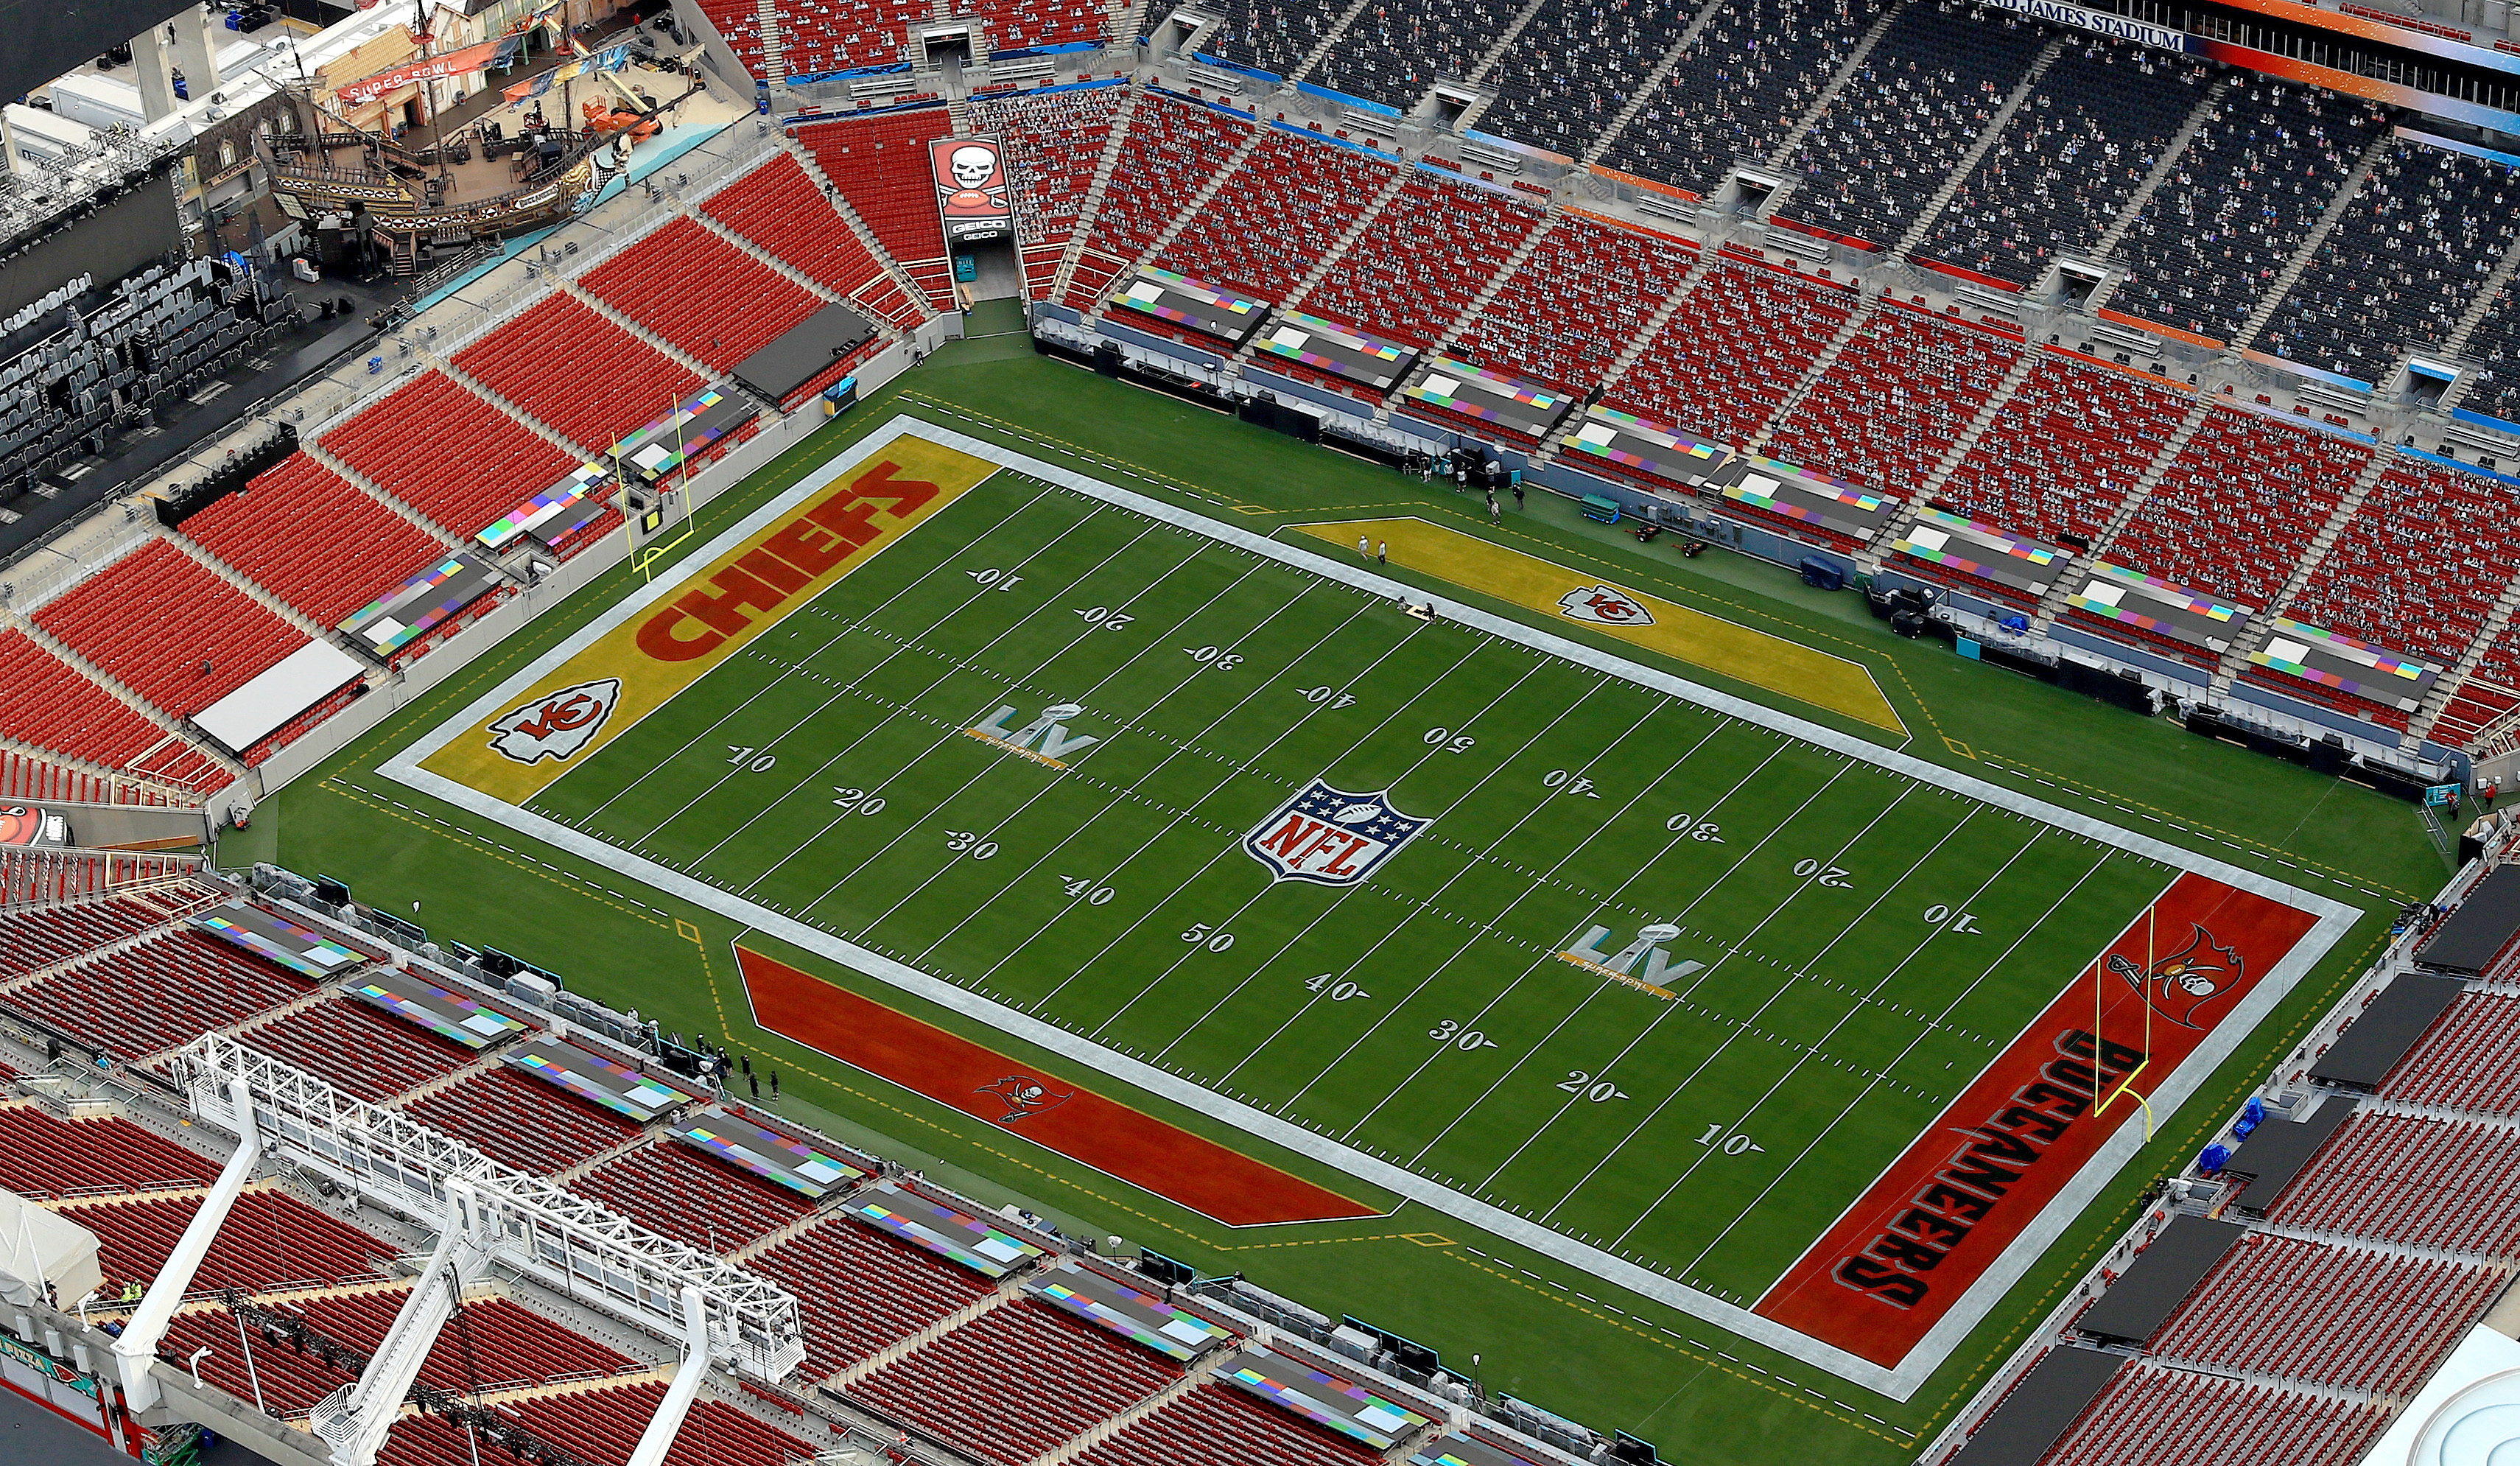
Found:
486,678 -> 621,765
1557,585 -> 1654,625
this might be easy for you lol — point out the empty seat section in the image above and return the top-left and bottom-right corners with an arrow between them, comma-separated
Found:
284,1288 -> 636,1391
1778,2 -> 2049,248
2259,138 -> 2519,381
2107,82 -> 2384,343
1921,39 -> 2212,285
182,452 -> 443,626
1935,356 -> 2186,542
747,1215 -> 994,1376
582,216 -> 821,373
1458,214 -> 1696,390
323,370 -> 576,536
1477,0 -> 1697,161
2281,455 -> 2520,664
9,927 -> 320,1059
61,1190 -> 390,1294
2267,1111 -> 2520,1255
2099,408 -> 2368,607
0,1107 -> 211,1196
35,540 -> 301,720
1766,306 -> 2021,498
569,1139 -> 816,1249
1072,1382 -> 1383,1466
1607,262 -> 1853,446
378,1414 -> 497,1466
1158,127 -> 1389,301
1300,176 -> 1543,348
2037,1364 -> 2390,1466
239,996 -> 475,1103
452,298 -> 701,457
500,1381 -> 811,1466
1062,90 -> 1249,309
1603,0 -> 1882,196
702,152 -> 918,326
0,884 -> 213,978
2384,992 -> 2520,1115
763,0 -> 929,78
158,1303 -> 358,1411
2147,1232 -> 2499,1395
797,109 -> 958,309
847,1299 -> 1181,1463
404,1066 -> 640,1174
689,0 -> 773,73
0,626 -> 185,775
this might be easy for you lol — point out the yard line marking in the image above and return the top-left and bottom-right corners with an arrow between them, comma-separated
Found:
913,589 -> 1382,966
1265,687 -> 1671,1112
1671,846 -> 2121,1270
1529,774 -> 1912,1218
1361,728 -> 1782,1154
853,555 -> 1305,939
583,481 -> 1062,830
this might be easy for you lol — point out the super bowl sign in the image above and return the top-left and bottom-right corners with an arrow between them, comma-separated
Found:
930,136 -> 1012,244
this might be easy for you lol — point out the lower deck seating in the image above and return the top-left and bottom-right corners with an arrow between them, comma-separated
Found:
1610,259 -> 1854,446
1765,306 -> 2022,498
1157,127 -> 1391,303
747,1216 -> 995,1377
970,84 -> 1127,253
2278,455 -> 2520,666
404,1066 -> 641,1175
183,454 -> 443,627
0,1106 -> 211,1196
0,628 -> 182,774
1061,91 -> 1252,309
1933,357 -> 2189,543
2096,408 -> 2369,607
2382,994 -> 2520,1118
60,1189 -> 390,1294
570,1140 -> 816,1250
0,885 -> 208,978
2035,1363 -> 2390,1466
452,295 -> 701,455
1073,1382 -> 1383,1466
323,370 -> 578,537
847,1300 -> 1181,1464
9,927 -> 317,1059
499,1382 -> 811,1466
2266,1111 -> 2520,1255
796,109 -> 958,310
582,217 -> 821,373
239,997 -> 475,1103
703,152 -> 921,327
35,540 -> 302,721
1456,214 -> 1697,392
2146,1233 -> 2500,1396
1299,177 -> 1544,348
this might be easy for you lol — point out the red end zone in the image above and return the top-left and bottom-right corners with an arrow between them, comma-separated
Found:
1754,871 -> 2320,1367
737,945 -> 1384,1227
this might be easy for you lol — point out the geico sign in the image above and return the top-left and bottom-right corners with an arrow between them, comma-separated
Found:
637,460 -> 938,662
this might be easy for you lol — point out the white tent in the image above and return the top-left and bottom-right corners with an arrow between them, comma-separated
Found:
0,1187 -> 102,1308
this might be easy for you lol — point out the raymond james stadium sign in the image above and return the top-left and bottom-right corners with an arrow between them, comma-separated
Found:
1985,0 -> 2190,49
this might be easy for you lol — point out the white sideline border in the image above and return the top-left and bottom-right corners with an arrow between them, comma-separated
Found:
381,415 -> 2362,1400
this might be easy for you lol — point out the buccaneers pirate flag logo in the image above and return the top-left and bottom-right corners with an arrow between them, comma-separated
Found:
486,678 -> 620,765
976,1075 -> 1071,1124
2110,922 -> 2243,1029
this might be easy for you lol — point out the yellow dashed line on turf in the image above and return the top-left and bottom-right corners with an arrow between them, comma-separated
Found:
318,780 -> 674,930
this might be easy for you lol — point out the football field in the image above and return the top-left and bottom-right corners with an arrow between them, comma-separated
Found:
387,418 -> 2354,1395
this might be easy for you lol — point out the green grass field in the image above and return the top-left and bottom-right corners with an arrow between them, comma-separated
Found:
506,459 -> 2187,1313
259,326 -> 2441,1462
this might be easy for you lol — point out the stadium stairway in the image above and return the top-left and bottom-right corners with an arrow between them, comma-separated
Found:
1570,0 -> 1737,169
1047,84 -> 1151,303
2226,129 -> 2398,354
686,207 -> 852,312
2088,77 -> 2231,268
753,0 -> 790,83
826,1282 -> 1011,1389
4,616 -> 235,785
1096,113 -> 1269,320
1032,1369 -> 1214,1466
1756,0 -> 1912,185
298,440 -> 468,551
1889,33 -> 2067,259
777,136 -> 944,323
435,354 -> 602,463
1277,0 -> 1389,87
1407,213 -> 1570,379
1910,346 -> 2047,504
1458,0 -> 1562,91
2439,228 -> 2520,365
166,529 -> 337,645
1743,290 -> 1884,452
0,915 -> 203,994
2026,394 -> 2219,633
1520,247 -> 1726,474
544,1123 -> 669,1186
2415,573 -> 2520,745
1223,165 -> 1418,390
557,281 -> 726,399
2207,448 -> 2398,692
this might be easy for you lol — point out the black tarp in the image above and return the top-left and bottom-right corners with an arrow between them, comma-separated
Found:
1947,1347 -> 2124,1466
731,302 -> 877,402
2224,1095 -> 2356,1215
2075,1215 -> 2247,1347
2417,865 -> 2520,976
2310,974 -> 2465,1091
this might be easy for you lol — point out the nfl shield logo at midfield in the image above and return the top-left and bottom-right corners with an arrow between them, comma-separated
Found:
1243,779 -> 1431,886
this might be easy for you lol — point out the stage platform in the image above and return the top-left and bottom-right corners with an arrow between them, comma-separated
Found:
1560,407 -> 1730,490
340,551 -> 511,660
1024,1259 -> 1236,1361
733,304 -> 879,403
2310,972 -> 2463,1090
2073,1214 -> 2246,1347
2419,865 -> 2520,976
345,966 -> 536,1050
505,1034 -> 699,1121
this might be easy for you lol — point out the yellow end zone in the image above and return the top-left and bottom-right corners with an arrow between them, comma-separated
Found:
1299,517 -> 1906,736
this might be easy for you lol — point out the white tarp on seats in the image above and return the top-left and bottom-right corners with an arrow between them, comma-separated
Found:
194,639 -> 366,754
